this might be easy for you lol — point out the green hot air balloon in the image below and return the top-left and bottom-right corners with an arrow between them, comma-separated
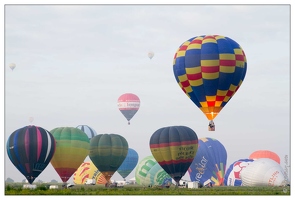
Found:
89,134 -> 128,183
135,155 -> 172,187
50,127 -> 90,183
150,126 -> 199,186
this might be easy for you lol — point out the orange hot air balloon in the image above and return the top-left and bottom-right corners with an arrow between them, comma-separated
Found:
249,150 -> 280,164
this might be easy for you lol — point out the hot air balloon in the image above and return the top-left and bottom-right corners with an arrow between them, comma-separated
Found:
117,93 -> 140,125
89,134 -> 128,184
50,127 -> 90,183
117,148 -> 139,180
6,125 -> 56,184
173,35 -> 247,131
148,51 -> 154,59
135,155 -> 172,186
29,117 -> 34,124
149,126 -> 199,186
9,63 -> 16,71
249,150 -> 280,164
73,161 -> 107,185
240,158 -> 288,186
76,125 -> 97,140
223,158 -> 254,186
188,137 -> 227,186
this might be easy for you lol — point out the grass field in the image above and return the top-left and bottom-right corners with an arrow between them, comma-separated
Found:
4,183 -> 291,195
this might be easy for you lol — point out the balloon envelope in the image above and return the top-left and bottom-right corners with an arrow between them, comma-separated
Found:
148,51 -> 154,59
240,158 -> 287,186
135,155 -> 172,186
173,35 -> 247,121
188,137 -> 227,186
6,125 -> 56,184
73,161 -> 107,185
117,148 -> 139,179
150,126 -> 199,185
9,63 -> 16,70
223,158 -> 254,186
50,127 -> 90,182
76,125 -> 97,140
249,150 -> 280,164
29,117 -> 34,123
117,93 -> 140,124
89,134 -> 128,182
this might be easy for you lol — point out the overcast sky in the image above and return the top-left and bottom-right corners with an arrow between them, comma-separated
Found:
2,1 -> 293,188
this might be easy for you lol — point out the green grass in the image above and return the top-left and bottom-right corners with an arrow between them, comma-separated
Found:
4,183 -> 290,195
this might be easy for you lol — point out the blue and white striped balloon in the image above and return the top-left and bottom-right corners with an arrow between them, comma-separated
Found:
76,125 -> 97,140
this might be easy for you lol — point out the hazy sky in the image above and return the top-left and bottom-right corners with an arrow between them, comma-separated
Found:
2,1 -> 293,189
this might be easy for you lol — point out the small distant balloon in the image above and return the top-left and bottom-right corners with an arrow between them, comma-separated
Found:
29,117 -> 34,124
9,63 -> 16,71
148,51 -> 154,59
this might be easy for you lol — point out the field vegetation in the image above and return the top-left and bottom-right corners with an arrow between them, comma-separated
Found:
5,183 -> 290,195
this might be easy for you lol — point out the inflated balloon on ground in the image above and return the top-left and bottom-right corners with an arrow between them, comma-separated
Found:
89,134 -> 128,182
188,137 -> 227,186
249,150 -> 280,164
223,158 -> 254,186
117,148 -> 139,180
135,155 -> 172,186
240,158 -> 287,186
150,125 -> 199,185
50,127 -> 90,183
73,161 -> 107,185
6,125 -> 56,184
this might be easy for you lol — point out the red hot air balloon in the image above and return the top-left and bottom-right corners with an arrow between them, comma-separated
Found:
117,93 -> 140,125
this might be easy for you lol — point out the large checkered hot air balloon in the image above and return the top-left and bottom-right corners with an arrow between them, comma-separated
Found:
173,35 -> 247,131
117,93 -> 140,125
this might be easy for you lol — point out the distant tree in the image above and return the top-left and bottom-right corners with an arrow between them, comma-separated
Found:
5,178 -> 14,183
37,179 -> 43,184
50,179 -> 58,183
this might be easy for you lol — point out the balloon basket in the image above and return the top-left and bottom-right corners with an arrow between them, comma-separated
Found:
208,120 -> 215,131
208,126 -> 215,131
